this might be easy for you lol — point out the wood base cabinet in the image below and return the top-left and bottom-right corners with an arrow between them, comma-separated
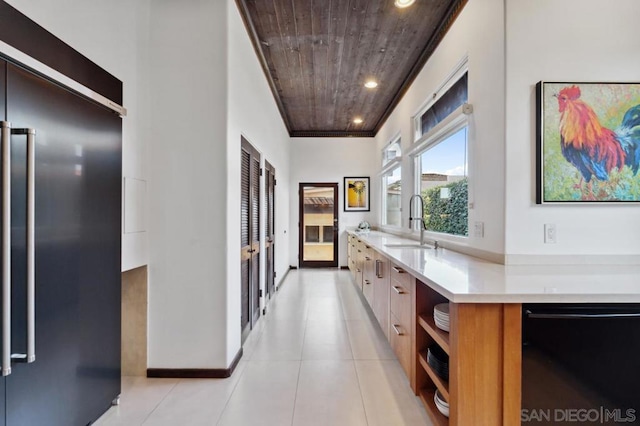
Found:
345,232 -> 522,425
371,252 -> 389,339
389,263 -> 415,383
414,280 -> 522,425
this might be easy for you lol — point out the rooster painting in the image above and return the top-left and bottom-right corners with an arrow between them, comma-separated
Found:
539,82 -> 640,202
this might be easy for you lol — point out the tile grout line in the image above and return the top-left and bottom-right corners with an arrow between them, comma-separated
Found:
218,270 -> 302,426
139,379 -> 181,426
289,277 -> 309,426
337,270 -> 372,426
212,360 -> 254,426
352,359 -> 372,426
289,360 -> 304,426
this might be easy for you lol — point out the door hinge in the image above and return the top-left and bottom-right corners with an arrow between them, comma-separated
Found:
260,168 -> 263,176
262,307 -> 266,315
274,179 -> 277,186
274,271 -> 277,278
259,289 -> 263,298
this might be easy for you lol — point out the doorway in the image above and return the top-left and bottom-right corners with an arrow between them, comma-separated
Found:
241,137 -> 260,342
265,161 -> 276,299
298,183 -> 338,268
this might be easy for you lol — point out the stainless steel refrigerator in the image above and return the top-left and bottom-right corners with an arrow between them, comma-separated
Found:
0,25 -> 122,426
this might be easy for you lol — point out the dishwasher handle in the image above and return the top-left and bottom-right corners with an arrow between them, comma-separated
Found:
525,309 -> 640,320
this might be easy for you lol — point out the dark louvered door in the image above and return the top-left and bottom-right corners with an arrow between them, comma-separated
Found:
265,161 -> 275,299
250,153 -> 260,326
240,147 -> 251,337
241,137 -> 260,342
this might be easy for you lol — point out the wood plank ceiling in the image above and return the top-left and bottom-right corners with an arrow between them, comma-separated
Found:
236,0 -> 467,137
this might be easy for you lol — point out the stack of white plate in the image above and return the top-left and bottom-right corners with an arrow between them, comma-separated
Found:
434,389 -> 449,418
433,303 -> 450,332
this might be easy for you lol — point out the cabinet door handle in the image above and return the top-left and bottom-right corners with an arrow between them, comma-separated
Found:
1,122 -> 11,376
364,280 -> 371,285
25,128 -> 36,364
365,256 -> 371,261
392,266 -> 406,273
356,269 -> 361,273
392,324 -> 404,335
375,260 -> 381,278
10,127 -> 36,365
392,286 -> 405,294
526,310 -> 640,319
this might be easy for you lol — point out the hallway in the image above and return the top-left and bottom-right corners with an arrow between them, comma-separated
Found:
95,269 -> 431,426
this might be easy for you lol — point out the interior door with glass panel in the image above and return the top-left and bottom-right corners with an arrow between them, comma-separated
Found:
298,183 -> 338,268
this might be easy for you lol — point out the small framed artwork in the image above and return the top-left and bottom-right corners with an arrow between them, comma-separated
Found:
537,81 -> 640,203
344,177 -> 370,211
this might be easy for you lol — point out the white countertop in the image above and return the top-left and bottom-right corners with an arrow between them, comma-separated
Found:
349,231 -> 640,303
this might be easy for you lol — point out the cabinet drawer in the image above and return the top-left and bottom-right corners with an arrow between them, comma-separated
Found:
390,263 -> 411,287
390,279 -> 412,325
362,276 -> 374,305
389,311 -> 412,378
362,247 -> 374,261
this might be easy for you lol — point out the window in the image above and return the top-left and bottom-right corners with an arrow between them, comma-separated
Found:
322,226 -> 334,243
382,139 -> 401,166
419,73 -> 468,137
411,66 -> 469,237
382,165 -> 402,227
305,226 -> 320,243
381,135 -> 402,228
416,127 -> 468,236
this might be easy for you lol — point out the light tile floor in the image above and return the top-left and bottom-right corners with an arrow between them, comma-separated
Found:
95,269 -> 431,426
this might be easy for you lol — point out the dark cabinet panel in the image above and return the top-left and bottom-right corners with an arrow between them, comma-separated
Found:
0,62 -> 121,426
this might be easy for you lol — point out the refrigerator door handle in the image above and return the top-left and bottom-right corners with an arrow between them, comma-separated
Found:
10,128 -> 36,364
1,121 -> 11,376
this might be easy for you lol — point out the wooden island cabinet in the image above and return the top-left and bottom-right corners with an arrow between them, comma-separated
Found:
347,231 -> 522,426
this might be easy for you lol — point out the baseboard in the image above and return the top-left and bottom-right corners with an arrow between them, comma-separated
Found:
147,348 -> 243,379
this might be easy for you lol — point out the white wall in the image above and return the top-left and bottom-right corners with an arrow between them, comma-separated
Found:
504,0 -> 640,262
7,0 -> 149,271
374,0 -> 506,258
146,0 -> 229,368
6,0 -> 150,272
289,138 -> 377,267
12,0 -> 292,371
226,0 -> 291,362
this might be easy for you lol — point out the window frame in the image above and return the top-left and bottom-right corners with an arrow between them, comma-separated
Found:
380,164 -> 403,230
409,58 -> 470,239
380,134 -> 403,230
412,56 -> 468,141
382,136 -> 402,167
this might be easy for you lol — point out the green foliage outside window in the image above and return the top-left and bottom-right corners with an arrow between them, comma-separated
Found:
421,178 -> 468,236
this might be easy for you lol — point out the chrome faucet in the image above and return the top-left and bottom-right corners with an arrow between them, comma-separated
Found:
409,194 -> 439,249
409,194 -> 427,246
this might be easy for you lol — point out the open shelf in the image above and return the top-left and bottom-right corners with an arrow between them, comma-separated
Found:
418,314 -> 450,355
419,387 -> 449,426
418,351 -> 450,402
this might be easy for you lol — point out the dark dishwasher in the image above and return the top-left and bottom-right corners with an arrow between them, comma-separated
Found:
522,304 -> 640,425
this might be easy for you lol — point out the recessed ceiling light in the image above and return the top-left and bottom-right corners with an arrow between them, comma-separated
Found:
353,117 -> 364,124
364,80 -> 378,89
394,0 -> 416,8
